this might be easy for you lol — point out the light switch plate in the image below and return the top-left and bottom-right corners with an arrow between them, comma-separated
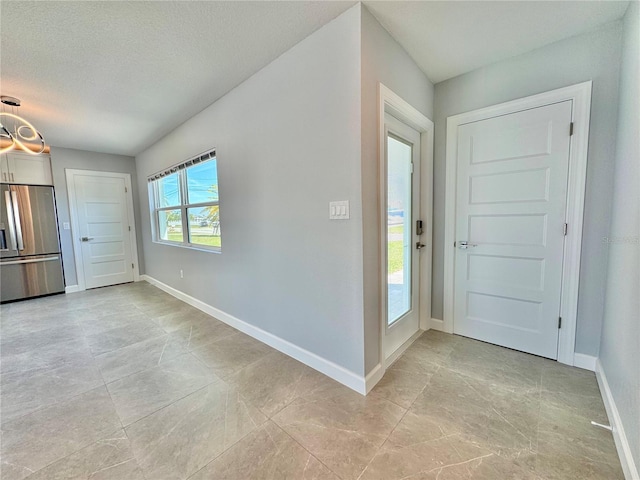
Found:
329,201 -> 349,220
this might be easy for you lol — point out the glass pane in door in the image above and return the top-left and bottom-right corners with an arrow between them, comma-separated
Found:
387,134 -> 413,325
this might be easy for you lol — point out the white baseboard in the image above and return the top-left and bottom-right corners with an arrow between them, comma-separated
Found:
140,275 -> 368,395
430,317 -> 445,331
65,285 -> 81,294
573,353 -> 597,371
366,329 -> 426,394
364,363 -> 384,394
596,359 -> 639,480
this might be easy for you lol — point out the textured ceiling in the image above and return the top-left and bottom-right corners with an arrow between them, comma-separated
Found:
1,1 -> 629,156
0,1 -> 355,155
364,1 -> 629,84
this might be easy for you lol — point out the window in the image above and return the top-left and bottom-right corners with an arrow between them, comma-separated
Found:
148,149 -> 221,251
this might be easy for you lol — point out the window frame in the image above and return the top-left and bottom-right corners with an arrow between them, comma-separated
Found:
149,156 -> 221,253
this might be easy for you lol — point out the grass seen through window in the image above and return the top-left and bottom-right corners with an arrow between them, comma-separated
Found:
388,224 -> 404,274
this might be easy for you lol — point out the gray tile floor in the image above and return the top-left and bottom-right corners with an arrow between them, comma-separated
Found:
0,282 -> 624,479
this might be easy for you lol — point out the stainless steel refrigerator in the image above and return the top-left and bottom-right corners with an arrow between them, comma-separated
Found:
1,184 -> 65,302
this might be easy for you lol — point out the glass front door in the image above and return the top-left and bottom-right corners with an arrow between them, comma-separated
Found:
384,112 -> 422,361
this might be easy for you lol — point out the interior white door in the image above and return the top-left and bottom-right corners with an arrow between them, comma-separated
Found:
385,113 -> 422,361
72,173 -> 134,289
453,100 -> 572,359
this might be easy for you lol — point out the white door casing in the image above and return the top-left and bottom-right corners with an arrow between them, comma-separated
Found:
453,101 -> 572,359
66,170 -> 139,291
384,113 -> 422,361
376,84 -> 434,378
443,82 -> 592,366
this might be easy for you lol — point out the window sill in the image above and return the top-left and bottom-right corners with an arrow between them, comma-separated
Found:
152,239 -> 221,254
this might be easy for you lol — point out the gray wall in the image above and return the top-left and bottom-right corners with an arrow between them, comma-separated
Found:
360,5 -> 434,373
50,146 -> 143,287
136,6 -> 367,375
432,21 -> 623,356
599,2 -> 639,472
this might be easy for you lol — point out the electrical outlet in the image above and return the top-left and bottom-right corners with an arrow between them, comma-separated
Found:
180,269 -> 184,279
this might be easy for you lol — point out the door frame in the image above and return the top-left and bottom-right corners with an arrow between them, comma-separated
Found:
66,169 -> 140,292
378,83 -> 434,369
442,81 -> 592,366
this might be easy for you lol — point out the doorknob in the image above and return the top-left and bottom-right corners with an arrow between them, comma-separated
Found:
81,236 -> 94,242
456,241 -> 478,249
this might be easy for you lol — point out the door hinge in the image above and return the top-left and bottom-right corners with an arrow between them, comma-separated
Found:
125,186 -> 128,193
563,223 -> 568,236
558,317 -> 562,329
410,162 -> 414,174
569,122 -> 574,136
131,263 -> 134,269
128,226 -> 131,231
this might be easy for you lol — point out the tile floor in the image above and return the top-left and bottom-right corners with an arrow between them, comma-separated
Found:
0,282 -> 623,479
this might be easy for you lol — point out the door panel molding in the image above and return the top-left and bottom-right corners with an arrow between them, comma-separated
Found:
66,169 -> 140,292
378,83 -> 434,371
443,81 -> 592,366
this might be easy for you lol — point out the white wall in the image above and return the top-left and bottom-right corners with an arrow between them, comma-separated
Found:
598,2 -> 639,474
50,146 -> 142,287
360,5 -> 434,373
136,6 -> 366,375
432,21 -> 623,356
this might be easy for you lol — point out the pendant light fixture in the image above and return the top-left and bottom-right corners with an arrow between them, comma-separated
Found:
0,96 -> 46,155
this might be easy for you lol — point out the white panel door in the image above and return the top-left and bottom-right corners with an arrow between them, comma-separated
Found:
454,101 -> 572,359
73,173 -> 134,289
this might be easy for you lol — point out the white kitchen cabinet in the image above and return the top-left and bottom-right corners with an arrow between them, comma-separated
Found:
0,156 -> 8,183
1,152 -> 53,185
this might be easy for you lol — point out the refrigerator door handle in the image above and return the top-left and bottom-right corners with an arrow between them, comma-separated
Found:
4,190 -> 17,251
2,255 -> 60,266
11,190 -> 24,251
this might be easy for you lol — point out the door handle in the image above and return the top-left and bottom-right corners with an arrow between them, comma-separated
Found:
4,191 -> 17,250
11,191 -> 24,250
456,241 -> 478,249
416,242 -> 426,250
2,255 -> 59,266
81,236 -> 94,242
